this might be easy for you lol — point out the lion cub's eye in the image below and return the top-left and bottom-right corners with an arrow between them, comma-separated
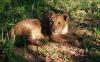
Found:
58,22 -> 60,24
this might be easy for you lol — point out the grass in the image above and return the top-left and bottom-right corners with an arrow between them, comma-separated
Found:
0,0 -> 100,62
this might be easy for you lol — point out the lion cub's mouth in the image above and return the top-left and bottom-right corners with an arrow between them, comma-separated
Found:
51,26 -> 63,34
52,29 -> 62,34
52,24 -> 68,35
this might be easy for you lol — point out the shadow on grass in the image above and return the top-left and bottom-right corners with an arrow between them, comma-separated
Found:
69,19 -> 100,62
0,0 -> 57,22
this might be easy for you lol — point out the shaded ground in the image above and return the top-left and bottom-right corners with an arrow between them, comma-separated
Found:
16,42 -> 86,62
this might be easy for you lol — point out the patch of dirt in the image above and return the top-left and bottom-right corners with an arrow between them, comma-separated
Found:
28,42 -> 87,62
16,42 -> 88,62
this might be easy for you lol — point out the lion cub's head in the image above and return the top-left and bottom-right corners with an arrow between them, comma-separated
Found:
47,10 -> 69,35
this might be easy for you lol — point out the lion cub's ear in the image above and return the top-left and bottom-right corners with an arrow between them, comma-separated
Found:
47,10 -> 55,19
63,14 -> 69,22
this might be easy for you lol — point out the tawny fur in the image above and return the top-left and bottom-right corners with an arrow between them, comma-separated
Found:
11,19 -> 45,45
45,11 -> 69,42
50,13 -> 69,35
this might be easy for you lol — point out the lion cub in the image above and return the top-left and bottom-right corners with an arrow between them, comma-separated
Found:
11,10 -> 69,45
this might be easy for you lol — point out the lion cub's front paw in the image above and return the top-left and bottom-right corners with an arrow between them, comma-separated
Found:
50,34 -> 67,43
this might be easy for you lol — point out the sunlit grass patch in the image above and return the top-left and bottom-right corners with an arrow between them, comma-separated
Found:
93,27 -> 100,36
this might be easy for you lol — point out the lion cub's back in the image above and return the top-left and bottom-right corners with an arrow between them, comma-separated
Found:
14,19 -> 42,36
